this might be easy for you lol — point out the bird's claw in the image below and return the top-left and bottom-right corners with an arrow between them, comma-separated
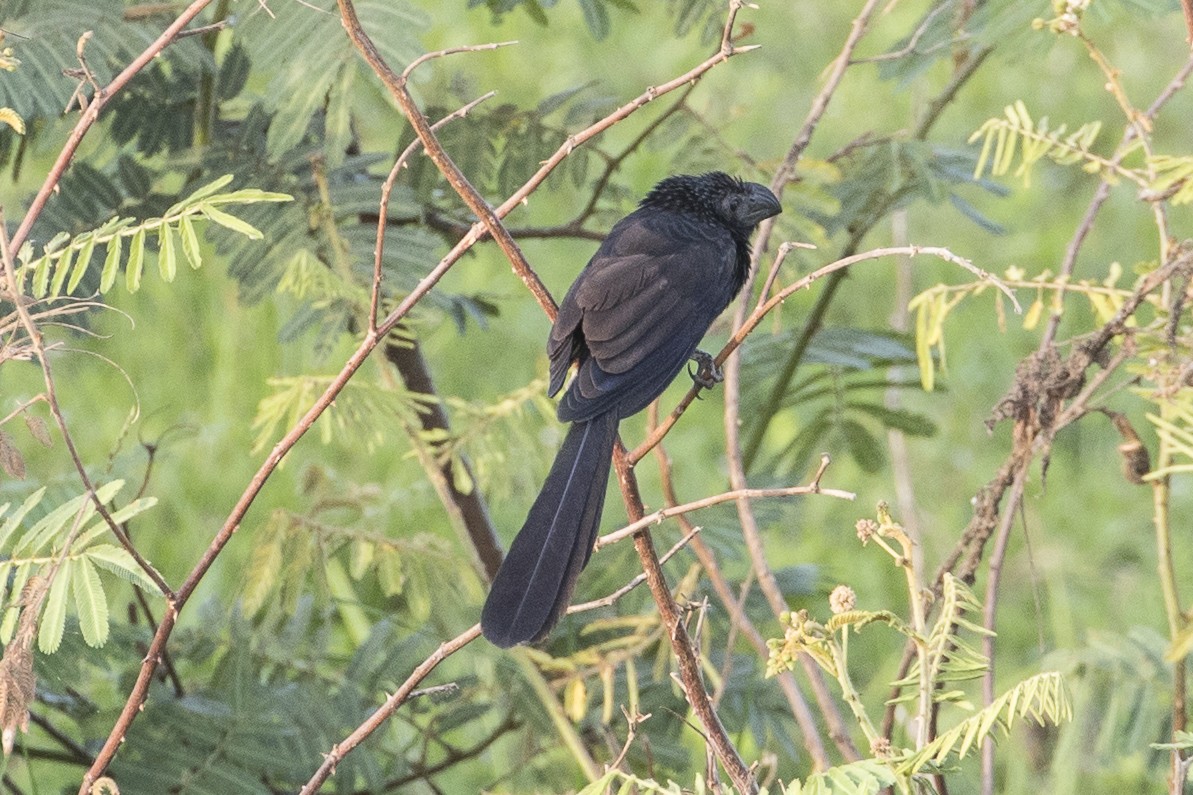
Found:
688,350 -> 723,391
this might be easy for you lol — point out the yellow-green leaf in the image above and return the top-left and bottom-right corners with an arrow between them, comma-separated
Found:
126,227 -> 146,293
349,539 -> 374,580
38,561 -> 72,654
915,302 -> 933,392
0,564 -> 31,644
167,174 -> 234,215
179,216 -> 202,269
100,234 -> 123,293
158,224 -> 176,282
31,256 -> 50,298
242,536 -> 283,617
0,107 -> 24,134
72,556 -> 109,648
50,246 -> 73,297
1022,297 -> 1044,330
564,678 -> 588,723
202,206 -> 263,239
68,234 -> 97,294
377,547 -> 404,597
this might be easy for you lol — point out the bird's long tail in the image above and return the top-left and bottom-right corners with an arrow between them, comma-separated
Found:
481,411 -> 619,647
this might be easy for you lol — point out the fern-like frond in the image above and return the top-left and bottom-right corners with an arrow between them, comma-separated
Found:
969,100 -> 1108,187
439,380 -> 559,498
237,0 -> 428,163
0,481 -> 160,653
251,374 -> 430,453
1147,155 -> 1193,205
13,175 -> 291,298
786,759 -> 898,795
896,671 -> 1072,774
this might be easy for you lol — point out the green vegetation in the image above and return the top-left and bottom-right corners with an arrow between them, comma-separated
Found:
0,0 -> 1191,792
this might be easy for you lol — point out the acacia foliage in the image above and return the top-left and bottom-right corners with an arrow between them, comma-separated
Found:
0,0 -> 1191,793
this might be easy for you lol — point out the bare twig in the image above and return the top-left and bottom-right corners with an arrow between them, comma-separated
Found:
369,92 -> 496,332
979,464 -> 1029,795
594,481 -> 854,550
748,0 -> 883,299
631,245 -> 1018,464
1040,51 -> 1193,348
649,434 -> 832,768
613,443 -> 760,793
0,218 -> 173,599
298,625 -> 482,794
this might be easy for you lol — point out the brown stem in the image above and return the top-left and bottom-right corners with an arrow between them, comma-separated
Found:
612,443 -> 758,794
385,338 -> 503,581
652,441 -> 833,769
0,221 -> 172,599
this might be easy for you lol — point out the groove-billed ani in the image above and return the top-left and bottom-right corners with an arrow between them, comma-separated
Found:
481,172 -> 782,648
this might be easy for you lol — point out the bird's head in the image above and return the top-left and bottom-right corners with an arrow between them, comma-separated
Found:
717,177 -> 783,230
642,172 -> 782,233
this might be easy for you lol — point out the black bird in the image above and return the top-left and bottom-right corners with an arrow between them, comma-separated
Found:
481,172 -> 782,648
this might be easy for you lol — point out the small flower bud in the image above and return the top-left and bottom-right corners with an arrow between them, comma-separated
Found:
829,585 -> 856,614
855,519 -> 878,543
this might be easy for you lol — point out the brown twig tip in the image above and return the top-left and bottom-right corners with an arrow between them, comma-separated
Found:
810,453 -> 832,491
400,40 -> 519,80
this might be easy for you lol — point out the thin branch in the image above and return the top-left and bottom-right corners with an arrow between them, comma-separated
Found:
334,8 -> 549,315
0,218 -> 173,599
652,436 -> 835,769
353,715 -> 520,794
298,625 -> 482,795
568,527 -> 702,613
1040,51 -> 1193,348
9,0 -> 217,255
613,443 -> 759,793
631,245 -> 1017,464
73,1 -> 762,783
748,0 -> 883,296
979,463 -> 1029,795
594,481 -> 855,550
369,92 -> 496,332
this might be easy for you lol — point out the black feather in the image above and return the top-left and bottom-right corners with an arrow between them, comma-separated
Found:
481,172 -> 781,647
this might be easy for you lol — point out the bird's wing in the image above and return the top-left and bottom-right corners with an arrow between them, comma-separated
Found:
551,212 -> 735,422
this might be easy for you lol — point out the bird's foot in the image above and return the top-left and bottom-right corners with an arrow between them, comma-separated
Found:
688,350 -> 723,391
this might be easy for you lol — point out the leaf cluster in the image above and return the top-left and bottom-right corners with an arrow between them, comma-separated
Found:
0,482 -> 158,654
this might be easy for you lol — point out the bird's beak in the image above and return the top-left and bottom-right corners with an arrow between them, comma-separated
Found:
742,183 -> 783,226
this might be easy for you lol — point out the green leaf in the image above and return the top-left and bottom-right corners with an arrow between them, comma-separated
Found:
106,496 -> 157,526
179,216 -> 202,269
578,0 -> 611,38
126,227 -> 146,293
100,234 -> 123,293
849,403 -> 939,437
840,419 -> 884,473
68,234 -> 97,294
158,224 -> 176,282
84,544 -> 163,592
38,560 -> 72,654
0,564 -> 31,643
202,206 -> 264,240
72,556 -> 109,648
377,547 -> 404,597
169,174 -> 235,214
204,188 -> 294,206
50,246 -> 73,297
0,487 -> 45,550
242,535 -> 284,617
32,255 -> 50,297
